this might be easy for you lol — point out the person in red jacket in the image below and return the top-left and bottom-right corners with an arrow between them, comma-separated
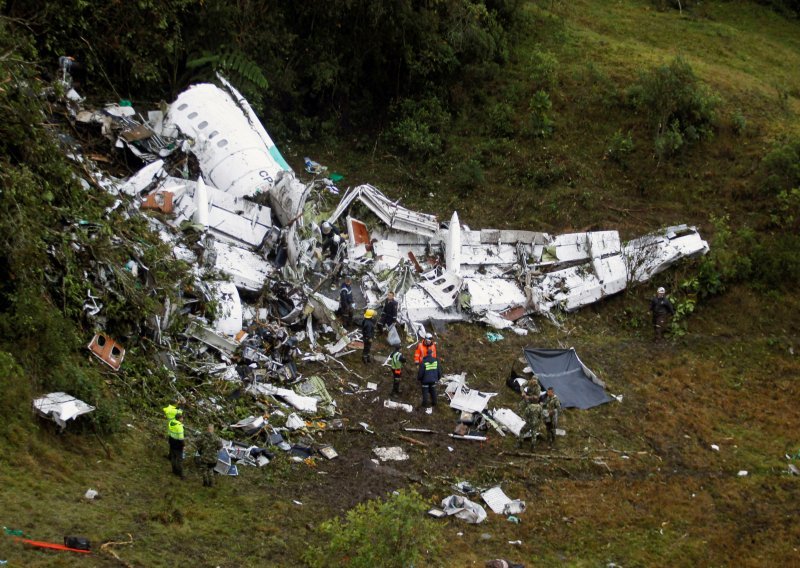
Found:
414,333 -> 437,364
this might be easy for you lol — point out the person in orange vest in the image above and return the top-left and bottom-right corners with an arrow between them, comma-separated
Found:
414,332 -> 437,364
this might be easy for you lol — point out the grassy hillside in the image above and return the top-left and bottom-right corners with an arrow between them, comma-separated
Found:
1,1 -> 799,566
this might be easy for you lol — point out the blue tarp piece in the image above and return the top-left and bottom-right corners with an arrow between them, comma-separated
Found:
522,348 -> 612,409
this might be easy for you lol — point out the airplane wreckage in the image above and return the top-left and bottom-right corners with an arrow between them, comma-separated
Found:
59,76 -> 708,385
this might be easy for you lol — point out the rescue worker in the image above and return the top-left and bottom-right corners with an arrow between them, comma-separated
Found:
649,286 -> 675,341
417,353 -> 441,414
162,403 -> 181,460
378,291 -> 398,331
414,332 -> 437,364
518,390 -> 544,450
389,345 -> 406,396
320,221 -> 342,258
168,410 -> 186,478
196,424 -> 222,487
361,309 -> 376,363
540,387 -> 562,444
337,277 -> 355,328
162,403 -> 180,420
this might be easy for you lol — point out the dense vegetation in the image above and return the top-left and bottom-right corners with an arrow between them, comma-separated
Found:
1,1 -> 799,565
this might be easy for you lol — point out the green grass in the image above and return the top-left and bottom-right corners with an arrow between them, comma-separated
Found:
3,1 -> 800,566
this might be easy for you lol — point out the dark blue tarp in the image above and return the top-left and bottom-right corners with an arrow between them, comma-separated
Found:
523,348 -> 612,409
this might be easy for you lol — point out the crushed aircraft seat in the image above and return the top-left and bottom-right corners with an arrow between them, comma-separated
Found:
87,333 -> 125,371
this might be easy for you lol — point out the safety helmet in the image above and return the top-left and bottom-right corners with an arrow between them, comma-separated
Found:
657,287 -> 665,294
425,333 -> 433,340
321,221 -> 332,235
364,309 -> 376,319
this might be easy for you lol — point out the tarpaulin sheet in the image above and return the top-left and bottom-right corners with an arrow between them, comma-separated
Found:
522,348 -> 612,409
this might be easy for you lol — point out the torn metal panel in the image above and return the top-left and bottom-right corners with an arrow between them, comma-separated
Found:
624,225 -> 709,283
418,269 -> 462,309
329,184 -> 439,237
371,240 -> 402,272
295,376 -> 334,416
448,385 -> 498,413
247,383 -> 317,413
210,240 -> 273,292
490,408 -> 526,437
186,319 -> 239,355
170,179 -> 273,248
403,286 -> 465,323
481,487 -> 525,515
440,495 -> 487,524
230,415 -> 265,435
87,333 -> 125,371
465,278 -> 527,313
117,159 -> 166,196
211,281 -> 243,336
33,392 -> 95,429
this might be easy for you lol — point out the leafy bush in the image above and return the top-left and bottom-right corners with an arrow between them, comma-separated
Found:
606,129 -> 635,165
454,158 -> 486,194
761,138 -> 800,193
627,57 -> 720,159
770,188 -> 800,232
487,101 -> 516,137
732,110 -> 747,136
695,215 -> 753,298
304,489 -> 442,568
528,89 -> 555,138
529,49 -> 558,90
386,96 -> 452,159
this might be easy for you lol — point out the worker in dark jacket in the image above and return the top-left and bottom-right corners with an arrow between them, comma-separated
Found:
320,221 -> 342,258
649,286 -> 675,341
417,353 -> 441,414
378,291 -> 398,331
361,309 -> 376,363
337,277 -> 354,327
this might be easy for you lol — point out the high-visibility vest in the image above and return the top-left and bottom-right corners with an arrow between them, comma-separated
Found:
163,404 -> 178,420
168,418 -> 184,440
390,352 -> 403,370
424,360 -> 438,372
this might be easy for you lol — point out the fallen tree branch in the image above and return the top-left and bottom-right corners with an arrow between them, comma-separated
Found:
399,435 -> 427,447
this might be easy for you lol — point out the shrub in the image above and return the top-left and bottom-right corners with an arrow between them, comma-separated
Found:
487,101 -> 516,137
606,129 -> 635,165
386,96 -> 451,159
304,489 -> 442,568
761,138 -> 800,194
454,158 -> 486,194
732,110 -> 747,136
528,89 -> 555,138
529,49 -> 558,90
627,57 -> 720,159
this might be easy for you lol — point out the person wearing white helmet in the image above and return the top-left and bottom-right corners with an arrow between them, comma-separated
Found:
320,221 -> 342,257
649,286 -> 675,341
414,331 -> 438,364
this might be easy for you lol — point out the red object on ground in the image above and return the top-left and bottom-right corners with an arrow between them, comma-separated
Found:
14,537 -> 91,554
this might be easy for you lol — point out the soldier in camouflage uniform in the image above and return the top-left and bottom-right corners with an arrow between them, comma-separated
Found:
196,424 -> 222,487
517,387 -> 544,449
541,387 -> 562,444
